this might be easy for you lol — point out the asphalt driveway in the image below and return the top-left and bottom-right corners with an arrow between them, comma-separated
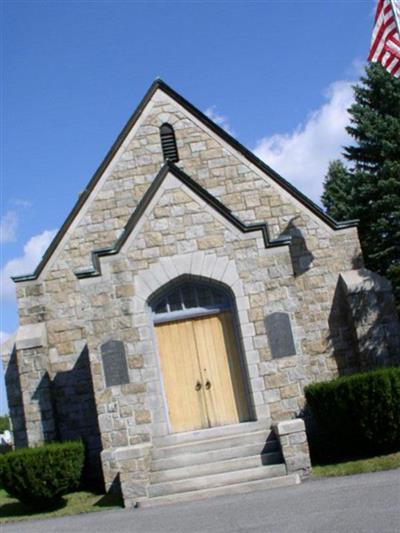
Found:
2,469 -> 400,533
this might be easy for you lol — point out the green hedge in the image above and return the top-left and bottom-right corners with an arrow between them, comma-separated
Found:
0,440 -> 85,509
305,368 -> 400,462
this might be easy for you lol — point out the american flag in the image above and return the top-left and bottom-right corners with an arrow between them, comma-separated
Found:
368,0 -> 400,78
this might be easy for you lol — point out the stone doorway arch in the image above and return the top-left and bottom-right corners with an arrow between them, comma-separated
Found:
149,277 -> 253,433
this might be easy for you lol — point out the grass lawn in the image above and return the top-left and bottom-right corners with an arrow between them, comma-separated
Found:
0,488 -> 123,524
312,452 -> 400,478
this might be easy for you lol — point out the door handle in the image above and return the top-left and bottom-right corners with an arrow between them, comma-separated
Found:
205,380 -> 211,390
195,381 -> 202,391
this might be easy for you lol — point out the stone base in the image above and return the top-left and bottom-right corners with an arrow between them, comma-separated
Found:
273,419 -> 311,479
101,443 -> 152,508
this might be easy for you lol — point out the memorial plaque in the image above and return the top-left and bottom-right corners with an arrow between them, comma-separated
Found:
265,312 -> 296,358
101,340 -> 130,387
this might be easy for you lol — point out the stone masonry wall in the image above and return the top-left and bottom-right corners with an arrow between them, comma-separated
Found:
15,88 -> 361,361
77,174 -> 299,453
10,88 -> 367,462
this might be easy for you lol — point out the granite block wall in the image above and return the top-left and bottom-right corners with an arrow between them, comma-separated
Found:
3,85 -> 398,492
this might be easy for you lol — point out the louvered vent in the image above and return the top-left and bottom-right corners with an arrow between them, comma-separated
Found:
160,123 -> 179,163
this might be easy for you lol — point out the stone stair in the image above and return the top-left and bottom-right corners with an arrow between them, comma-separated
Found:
139,421 -> 300,507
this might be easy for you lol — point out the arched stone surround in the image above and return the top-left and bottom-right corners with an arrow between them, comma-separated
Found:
131,251 -> 270,437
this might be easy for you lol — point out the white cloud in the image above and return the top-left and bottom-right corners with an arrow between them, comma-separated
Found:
346,58 -> 366,78
10,199 -> 32,209
253,80 -> 355,203
1,229 -> 58,302
0,331 -> 9,345
205,105 -> 235,135
0,211 -> 18,244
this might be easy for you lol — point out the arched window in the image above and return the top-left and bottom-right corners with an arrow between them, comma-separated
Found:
150,280 -> 231,323
160,123 -> 179,163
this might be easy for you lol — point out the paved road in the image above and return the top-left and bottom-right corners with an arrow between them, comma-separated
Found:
2,469 -> 400,533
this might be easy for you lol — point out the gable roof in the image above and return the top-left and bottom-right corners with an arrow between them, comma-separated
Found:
74,161 -> 292,279
13,79 -> 358,283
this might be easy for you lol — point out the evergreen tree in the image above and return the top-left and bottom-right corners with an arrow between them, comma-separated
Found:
321,160 -> 354,222
322,63 -> 400,308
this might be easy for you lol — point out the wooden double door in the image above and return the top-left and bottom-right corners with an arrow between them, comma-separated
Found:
155,311 -> 251,433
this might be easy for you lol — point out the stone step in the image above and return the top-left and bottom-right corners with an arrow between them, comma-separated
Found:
151,429 -> 275,460
151,440 -> 280,471
153,420 -> 269,448
140,474 -> 300,508
149,463 -> 287,498
150,452 -> 283,483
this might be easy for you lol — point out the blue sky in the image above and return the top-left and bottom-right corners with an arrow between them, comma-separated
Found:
1,0 -> 377,414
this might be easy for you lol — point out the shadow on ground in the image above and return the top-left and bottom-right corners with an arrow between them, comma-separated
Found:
0,489 -> 123,523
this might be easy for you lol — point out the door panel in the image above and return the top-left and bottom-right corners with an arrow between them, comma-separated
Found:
155,311 -> 250,433
193,312 -> 250,427
218,312 -> 251,423
155,319 -> 208,432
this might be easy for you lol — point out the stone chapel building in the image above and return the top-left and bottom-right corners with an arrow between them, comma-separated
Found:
2,80 -> 399,507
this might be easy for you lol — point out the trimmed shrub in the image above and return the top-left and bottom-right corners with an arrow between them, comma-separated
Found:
305,368 -> 400,463
0,440 -> 85,508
